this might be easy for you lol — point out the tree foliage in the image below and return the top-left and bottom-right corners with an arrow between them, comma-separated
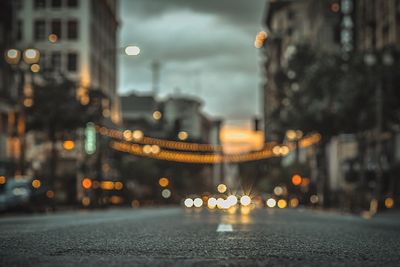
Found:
273,44 -> 400,138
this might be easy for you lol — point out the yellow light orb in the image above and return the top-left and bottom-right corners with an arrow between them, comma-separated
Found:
48,34 -> 58,43
272,146 -> 281,155
151,145 -> 160,154
178,131 -> 188,141
152,111 -> 162,120
31,179 -> 41,189
0,176 -> 6,185
217,183 -> 227,193
30,63 -> 40,73
132,130 -> 144,140
277,199 -> 287,209
286,130 -> 297,140
143,145 -> 152,154
23,98 -> 33,107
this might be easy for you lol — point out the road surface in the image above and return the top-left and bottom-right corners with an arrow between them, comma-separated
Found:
1,207 -> 400,266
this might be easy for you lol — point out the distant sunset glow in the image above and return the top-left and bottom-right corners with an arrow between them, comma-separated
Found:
220,125 -> 264,154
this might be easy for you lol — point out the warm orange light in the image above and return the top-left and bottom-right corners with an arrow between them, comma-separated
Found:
217,183 -> 227,193
159,177 -> 169,187
330,3 -> 340,12
46,190 -> 55,199
24,98 -> 33,107
82,178 -> 92,189
114,181 -> 123,190
5,49 -> 21,64
292,174 -> 302,186
110,195 -> 123,204
101,181 -> 114,190
286,130 -> 297,140
152,111 -> 162,120
48,34 -> 58,43
290,198 -> 299,208
301,177 -> 310,187
178,131 -> 188,141
277,199 -> 287,209
23,48 -> 40,64
82,196 -> 90,206
63,140 -> 75,150
32,179 -> 41,189
30,64 -> 40,73
0,176 -> 6,184
385,197 -> 394,209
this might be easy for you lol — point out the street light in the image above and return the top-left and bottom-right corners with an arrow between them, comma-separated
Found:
363,49 -> 394,210
124,45 -> 140,56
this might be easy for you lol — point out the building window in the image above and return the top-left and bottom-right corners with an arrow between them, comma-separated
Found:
67,0 -> 78,8
16,20 -> 23,41
67,20 -> 78,40
51,0 -> 62,8
67,53 -> 78,72
51,20 -> 62,39
34,20 -> 46,40
51,52 -> 62,71
34,0 -> 46,9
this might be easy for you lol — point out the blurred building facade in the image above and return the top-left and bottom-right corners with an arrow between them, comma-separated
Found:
119,92 -> 221,202
14,0 -> 120,123
0,0 -> 21,176
2,0 -> 121,205
262,0 -> 400,210
263,0 -> 341,142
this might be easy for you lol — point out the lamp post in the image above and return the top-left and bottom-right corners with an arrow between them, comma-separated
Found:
363,49 -> 394,210
4,47 -> 41,175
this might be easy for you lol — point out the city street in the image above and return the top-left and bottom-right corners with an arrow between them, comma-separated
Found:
1,207 -> 400,266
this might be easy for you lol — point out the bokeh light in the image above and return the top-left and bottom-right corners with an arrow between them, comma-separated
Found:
277,199 -> 287,209
217,183 -> 227,193
240,195 -> 251,206
193,197 -> 203,207
184,198 -> 194,208
159,177 -> 169,187
266,198 -> 276,208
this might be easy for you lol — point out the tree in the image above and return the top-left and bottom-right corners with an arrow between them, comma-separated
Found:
26,76 -> 88,189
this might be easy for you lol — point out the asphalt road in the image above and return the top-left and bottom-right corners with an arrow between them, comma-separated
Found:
1,207 -> 400,266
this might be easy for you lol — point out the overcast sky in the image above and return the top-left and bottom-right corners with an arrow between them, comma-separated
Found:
118,0 -> 266,121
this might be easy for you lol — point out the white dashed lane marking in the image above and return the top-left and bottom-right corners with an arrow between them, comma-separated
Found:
216,224 -> 233,232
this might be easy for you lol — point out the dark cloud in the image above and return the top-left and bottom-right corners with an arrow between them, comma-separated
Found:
118,0 -> 266,119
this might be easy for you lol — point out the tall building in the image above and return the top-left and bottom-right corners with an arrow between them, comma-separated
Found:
262,0 -> 341,141
14,0 -> 120,123
0,0 -> 20,176
356,0 -> 400,51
